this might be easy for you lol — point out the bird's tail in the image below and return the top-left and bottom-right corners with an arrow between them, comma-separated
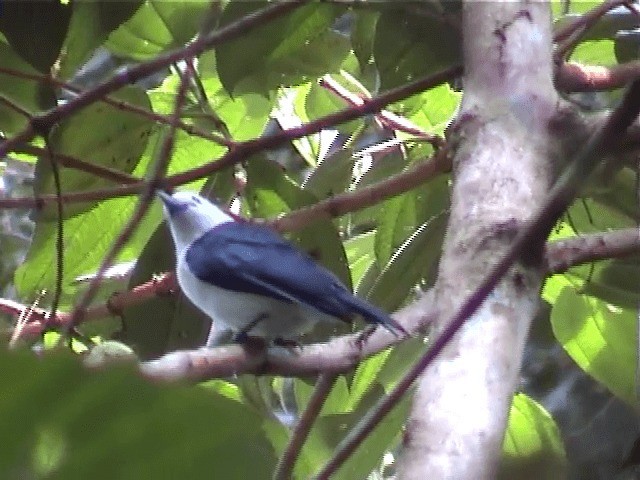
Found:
343,294 -> 408,337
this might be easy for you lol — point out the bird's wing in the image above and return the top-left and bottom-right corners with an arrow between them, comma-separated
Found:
185,222 -> 352,318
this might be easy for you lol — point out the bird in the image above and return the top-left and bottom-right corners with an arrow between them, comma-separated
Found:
157,190 -> 407,343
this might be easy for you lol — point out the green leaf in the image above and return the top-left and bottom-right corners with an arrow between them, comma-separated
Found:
0,41 -> 57,135
216,3 -> 349,95
551,287 -> 637,405
570,39 -> 616,65
304,79 -> 365,135
0,350 -> 278,478
58,0 -> 144,79
391,83 -> 462,139
15,130 -> 164,310
34,86 -> 153,220
292,385 -> 409,479
105,1 -> 212,61
582,258 -> 640,309
120,224 -> 211,360
198,77 -> 273,142
374,8 -> 461,89
160,57 -> 273,143
344,231 -> 376,288
351,11 -> 379,69
0,0 -> 71,72
149,69 -> 272,167
499,393 -> 567,480
294,376 -> 351,416
348,147 -> 407,231
244,156 -> 352,290
347,349 -> 392,410
585,166 -> 639,222
544,198 -> 640,310
279,82 -> 321,165
15,196 -> 160,312
302,147 -> 355,200
368,211 -> 448,312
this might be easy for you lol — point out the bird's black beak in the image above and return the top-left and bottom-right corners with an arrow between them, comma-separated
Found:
156,190 -> 185,217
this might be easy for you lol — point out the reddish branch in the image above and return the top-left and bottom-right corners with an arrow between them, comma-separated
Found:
0,1 -> 306,159
545,227 -> 640,273
0,66 -> 461,211
557,61 -> 640,92
1,273 -> 176,339
0,66 -> 232,148
318,75 -> 446,148
6,225 -> 639,341
64,61 -> 195,334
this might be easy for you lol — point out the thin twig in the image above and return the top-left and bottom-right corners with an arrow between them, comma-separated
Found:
553,0 -> 626,43
271,147 -> 452,232
43,136 -> 64,330
64,61 -> 196,334
0,66 -> 233,148
0,66 -> 461,211
0,1 -> 306,159
273,374 -> 339,480
166,65 -> 462,186
9,225 -> 639,341
1,273 -> 177,339
0,94 -> 33,118
319,75 -> 445,148
14,144 -> 138,184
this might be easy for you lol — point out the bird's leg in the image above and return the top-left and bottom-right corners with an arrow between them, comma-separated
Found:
233,312 -> 269,343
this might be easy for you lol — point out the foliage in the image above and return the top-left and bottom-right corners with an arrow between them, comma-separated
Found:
0,1 -> 637,478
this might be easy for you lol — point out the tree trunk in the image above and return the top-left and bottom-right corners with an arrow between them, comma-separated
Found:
397,1 -> 563,478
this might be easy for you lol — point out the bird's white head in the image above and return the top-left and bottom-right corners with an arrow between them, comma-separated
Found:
157,191 -> 233,249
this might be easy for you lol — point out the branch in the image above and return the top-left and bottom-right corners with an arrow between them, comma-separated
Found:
64,62 -> 195,335
273,374 -> 339,480
14,144 -> 138,184
139,291 -> 436,381
0,66 -> 460,211
3,218 -> 637,366
9,225 -> 638,340
557,61 -> 640,92
0,66 -> 232,148
1,273 -> 177,340
0,1 -> 306,158
270,147 -> 452,232
164,65 -> 461,187
318,75 -> 445,148
553,0 -> 627,44
545,227 -> 640,273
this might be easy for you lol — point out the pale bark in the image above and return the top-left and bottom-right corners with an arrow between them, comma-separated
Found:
397,1 -> 563,478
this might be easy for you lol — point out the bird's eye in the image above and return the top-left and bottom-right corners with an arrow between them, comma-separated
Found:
192,196 -> 202,204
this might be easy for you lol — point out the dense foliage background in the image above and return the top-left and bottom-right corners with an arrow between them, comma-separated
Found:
0,1 -> 638,478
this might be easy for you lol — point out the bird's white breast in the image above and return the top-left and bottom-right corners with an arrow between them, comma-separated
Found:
176,254 -> 336,339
